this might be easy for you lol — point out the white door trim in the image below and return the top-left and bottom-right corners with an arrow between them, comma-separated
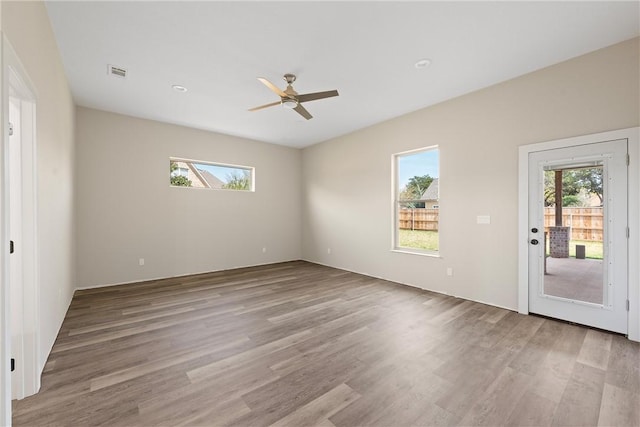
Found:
0,31 -> 8,427
518,127 -> 640,341
1,33 -> 40,413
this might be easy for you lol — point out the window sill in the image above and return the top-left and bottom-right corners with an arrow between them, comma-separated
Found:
391,248 -> 441,258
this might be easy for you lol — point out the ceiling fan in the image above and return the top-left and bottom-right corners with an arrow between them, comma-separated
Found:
249,73 -> 339,120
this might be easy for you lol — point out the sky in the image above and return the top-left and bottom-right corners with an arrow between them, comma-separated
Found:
398,149 -> 439,188
195,163 -> 248,182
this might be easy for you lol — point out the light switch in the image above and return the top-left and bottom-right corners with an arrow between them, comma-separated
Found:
477,215 -> 491,225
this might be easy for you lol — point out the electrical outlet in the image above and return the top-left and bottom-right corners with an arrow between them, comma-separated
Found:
327,248 -> 331,254
139,258 -> 145,266
262,247 -> 267,253
446,267 -> 453,276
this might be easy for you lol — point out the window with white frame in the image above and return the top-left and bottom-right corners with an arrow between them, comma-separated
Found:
393,147 -> 439,253
169,158 -> 254,191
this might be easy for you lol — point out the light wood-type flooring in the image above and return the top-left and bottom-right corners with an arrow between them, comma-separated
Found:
12,261 -> 640,426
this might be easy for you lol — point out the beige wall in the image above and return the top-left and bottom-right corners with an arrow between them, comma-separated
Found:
75,107 -> 301,288
302,37 -> 640,310
2,1 -> 76,368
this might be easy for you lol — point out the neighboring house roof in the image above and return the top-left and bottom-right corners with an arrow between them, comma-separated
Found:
421,178 -> 439,201
197,169 -> 225,189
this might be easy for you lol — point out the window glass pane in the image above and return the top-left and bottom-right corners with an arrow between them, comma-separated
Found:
169,159 -> 253,191
395,148 -> 439,252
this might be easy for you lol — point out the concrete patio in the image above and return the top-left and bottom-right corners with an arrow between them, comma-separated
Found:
544,257 -> 604,304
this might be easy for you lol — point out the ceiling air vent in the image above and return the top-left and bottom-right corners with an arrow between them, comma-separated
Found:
108,65 -> 127,78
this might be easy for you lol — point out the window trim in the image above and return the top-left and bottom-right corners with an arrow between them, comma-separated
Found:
391,145 -> 440,255
169,157 -> 255,192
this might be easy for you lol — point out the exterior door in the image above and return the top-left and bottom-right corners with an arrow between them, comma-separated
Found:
528,139 -> 628,333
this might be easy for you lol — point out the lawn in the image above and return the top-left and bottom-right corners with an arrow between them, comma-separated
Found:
398,229 -> 439,251
565,239 -> 603,260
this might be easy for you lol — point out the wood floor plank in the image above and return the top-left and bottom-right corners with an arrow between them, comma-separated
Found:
269,383 -> 361,427
526,322 -> 586,404
186,329 -> 313,383
552,362 -> 606,426
508,319 -> 564,376
137,350 -> 289,417
597,382 -> 640,427
366,369 -> 455,427
90,336 -> 250,391
11,261 -> 640,427
505,390 -> 557,426
605,334 -> 640,394
459,366 -> 533,426
577,329 -> 613,370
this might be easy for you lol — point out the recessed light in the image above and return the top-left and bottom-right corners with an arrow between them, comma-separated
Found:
172,85 -> 188,92
414,58 -> 432,69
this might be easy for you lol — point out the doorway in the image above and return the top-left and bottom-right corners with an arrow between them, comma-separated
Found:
527,140 -> 627,333
2,37 -> 39,402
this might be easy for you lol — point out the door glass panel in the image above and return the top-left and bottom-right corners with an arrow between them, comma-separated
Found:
542,163 -> 605,305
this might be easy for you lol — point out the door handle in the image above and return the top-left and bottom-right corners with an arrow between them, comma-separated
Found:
530,239 -> 539,245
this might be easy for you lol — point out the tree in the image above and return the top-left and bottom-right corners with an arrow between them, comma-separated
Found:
572,168 -> 603,204
222,170 -> 250,190
400,175 -> 434,200
562,194 -> 583,207
170,161 -> 192,187
544,167 -> 602,207
399,175 -> 434,209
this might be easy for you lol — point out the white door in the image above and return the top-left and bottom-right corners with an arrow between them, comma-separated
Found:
528,139 -> 628,333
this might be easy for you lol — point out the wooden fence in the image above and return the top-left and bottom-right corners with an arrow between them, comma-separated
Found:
399,207 -> 602,241
544,207 -> 602,241
398,208 -> 439,231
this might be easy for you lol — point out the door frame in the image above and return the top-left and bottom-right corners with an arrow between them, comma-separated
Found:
1,32 -> 40,415
518,127 -> 640,342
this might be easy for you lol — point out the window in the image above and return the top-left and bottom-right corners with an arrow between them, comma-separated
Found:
393,147 -> 439,254
172,167 -> 189,178
169,158 -> 254,191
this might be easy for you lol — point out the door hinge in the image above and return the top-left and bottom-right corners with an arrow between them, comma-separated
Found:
626,153 -> 630,166
627,299 -> 630,311
627,227 -> 630,238
11,358 -> 15,372
9,240 -> 14,254
8,122 -> 13,137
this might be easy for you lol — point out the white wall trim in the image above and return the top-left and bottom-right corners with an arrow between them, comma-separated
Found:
518,127 -> 640,341
74,258 -> 301,291
303,258 -> 516,312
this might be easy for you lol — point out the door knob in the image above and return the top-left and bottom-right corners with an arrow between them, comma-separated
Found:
530,239 -> 539,245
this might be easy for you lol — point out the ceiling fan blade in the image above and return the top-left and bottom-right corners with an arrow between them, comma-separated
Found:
293,104 -> 313,120
248,101 -> 281,112
257,77 -> 288,98
297,90 -> 339,103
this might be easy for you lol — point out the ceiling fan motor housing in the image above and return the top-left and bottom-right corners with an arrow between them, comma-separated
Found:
249,73 -> 339,120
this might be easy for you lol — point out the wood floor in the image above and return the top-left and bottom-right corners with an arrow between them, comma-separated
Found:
12,261 -> 640,426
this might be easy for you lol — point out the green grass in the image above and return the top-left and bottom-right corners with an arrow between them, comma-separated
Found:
569,239 -> 603,259
547,239 -> 603,260
398,229 -> 439,251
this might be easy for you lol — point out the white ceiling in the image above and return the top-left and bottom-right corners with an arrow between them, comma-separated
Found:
45,1 -> 639,148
